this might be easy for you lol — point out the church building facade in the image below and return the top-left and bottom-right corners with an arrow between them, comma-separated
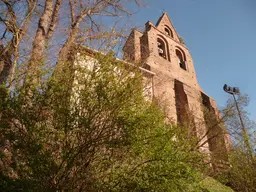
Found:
122,13 -> 231,169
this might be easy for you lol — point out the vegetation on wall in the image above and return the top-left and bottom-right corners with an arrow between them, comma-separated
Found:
179,37 -> 185,45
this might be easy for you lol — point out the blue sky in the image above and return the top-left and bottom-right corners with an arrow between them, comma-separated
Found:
129,0 -> 256,119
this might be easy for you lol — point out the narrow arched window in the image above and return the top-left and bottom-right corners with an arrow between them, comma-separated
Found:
164,26 -> 173,38
176,49 -> 186,70
157,38 -> 167,59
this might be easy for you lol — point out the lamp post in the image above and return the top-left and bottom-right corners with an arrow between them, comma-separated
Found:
223,84 -> 252,157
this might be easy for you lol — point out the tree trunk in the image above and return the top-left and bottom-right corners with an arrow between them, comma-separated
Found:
25,0 -> 62,86
0,0 -> 37,86
0,45 -> 12,85
25,0 -> 54,85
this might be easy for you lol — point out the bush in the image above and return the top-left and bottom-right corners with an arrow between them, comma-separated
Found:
1,53 -> 204,191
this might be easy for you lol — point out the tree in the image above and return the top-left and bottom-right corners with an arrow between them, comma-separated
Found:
0,0 -> 37,85
0,0 -> 144,89
216,94 -> 256,192
0,52 -> 205,191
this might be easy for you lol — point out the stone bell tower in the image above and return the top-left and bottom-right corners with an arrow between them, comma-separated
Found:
123,13 -> 231,170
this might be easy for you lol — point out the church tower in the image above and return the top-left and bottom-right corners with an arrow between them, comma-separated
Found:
123,13 -> 231,170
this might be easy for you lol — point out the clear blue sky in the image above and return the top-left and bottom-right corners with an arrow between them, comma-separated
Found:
130,0 -> 256,119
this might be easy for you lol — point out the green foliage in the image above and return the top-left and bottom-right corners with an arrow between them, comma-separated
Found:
1,53 -> 204,191
215,94 -> 256,192
216,147 -> 256,192
105,103 -> 204,191
199,177 -> 234,192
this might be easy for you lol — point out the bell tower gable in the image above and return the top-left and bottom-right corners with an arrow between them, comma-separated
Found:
155,12 -> 180,42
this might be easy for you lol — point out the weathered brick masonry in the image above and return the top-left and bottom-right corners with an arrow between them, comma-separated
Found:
123,13 -> 231,170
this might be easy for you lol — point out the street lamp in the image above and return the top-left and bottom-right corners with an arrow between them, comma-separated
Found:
223,84 -> 243,128
223,84 -> 252,157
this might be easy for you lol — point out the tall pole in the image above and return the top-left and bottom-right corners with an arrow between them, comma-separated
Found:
232,93 -> 253,158
232,94 -> 246,133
